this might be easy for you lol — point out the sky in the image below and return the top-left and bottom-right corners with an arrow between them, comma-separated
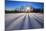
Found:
5,1 -> 44,11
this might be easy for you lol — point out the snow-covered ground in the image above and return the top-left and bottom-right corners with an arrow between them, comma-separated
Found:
5,13 -> 44,30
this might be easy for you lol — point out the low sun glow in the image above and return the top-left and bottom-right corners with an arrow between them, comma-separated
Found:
25,7 -> 30,12
26,7 -> 30,10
